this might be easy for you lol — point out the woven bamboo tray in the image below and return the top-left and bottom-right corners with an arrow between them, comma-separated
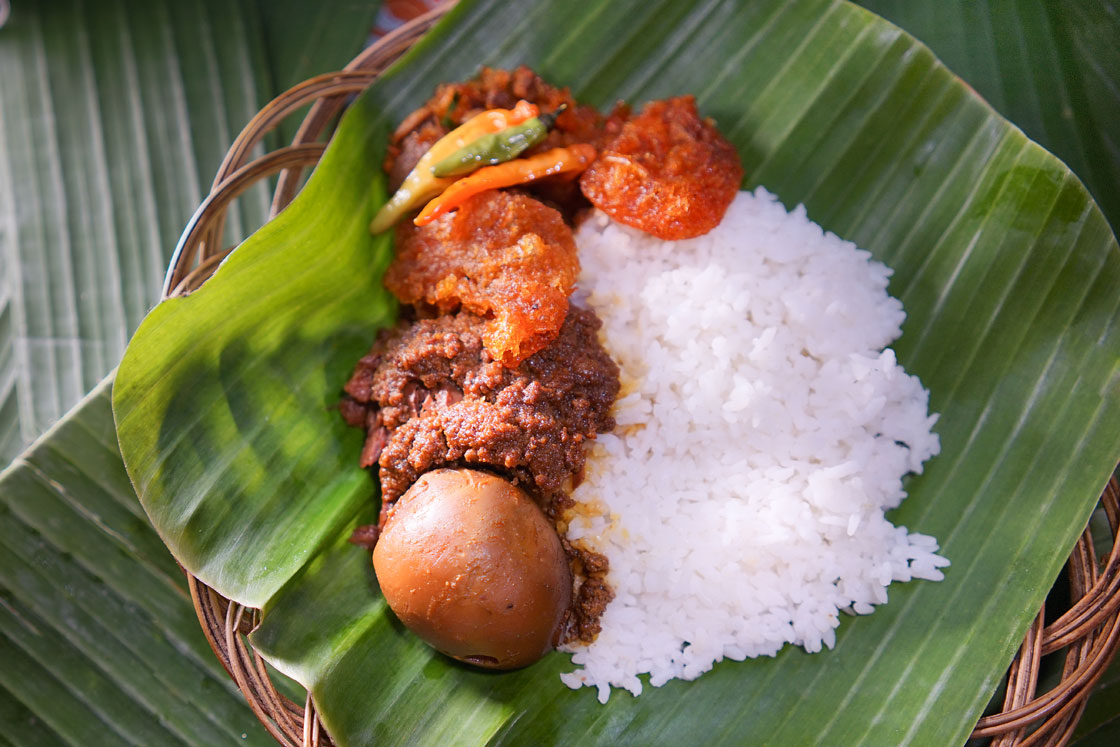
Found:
163,5 -> 1120,745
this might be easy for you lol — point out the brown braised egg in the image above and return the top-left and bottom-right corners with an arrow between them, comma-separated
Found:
372,468 -> 572,669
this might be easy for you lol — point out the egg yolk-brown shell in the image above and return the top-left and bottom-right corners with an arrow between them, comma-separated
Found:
372,468 -> 572,669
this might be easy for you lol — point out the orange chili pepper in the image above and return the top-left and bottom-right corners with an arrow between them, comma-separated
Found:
414,144 -> 597,226
370,100 -> 540,234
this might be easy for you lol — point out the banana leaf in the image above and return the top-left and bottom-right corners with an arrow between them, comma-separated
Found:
0,381 -> 276,746
112,0 -> 1120,744
0,0 -> 276,463
852,5 -> 1120,736
0,0 -> 379,465
0,0 -> 378,742
860,0 -> 1120,236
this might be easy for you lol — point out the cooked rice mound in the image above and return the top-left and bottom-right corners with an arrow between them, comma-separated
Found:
560,188 -> 947,702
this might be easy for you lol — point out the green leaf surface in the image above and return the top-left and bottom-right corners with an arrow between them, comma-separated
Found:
0,1 -> 379,743
257,0 -> 376,93
111,0 -> 1120,744
851,5 -> 1120,733
0,382 -> 274,746
255,0 -> 380,145
0,0 -> 380,465
0,0 -> 275,464
858,0 -> 1120,236
114,109 -> 395,606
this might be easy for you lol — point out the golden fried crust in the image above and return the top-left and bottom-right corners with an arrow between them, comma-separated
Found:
384,190 -> 579,367
579,95 -> 743,240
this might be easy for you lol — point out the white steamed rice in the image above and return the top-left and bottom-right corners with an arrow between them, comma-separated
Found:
560,187 -> 947,702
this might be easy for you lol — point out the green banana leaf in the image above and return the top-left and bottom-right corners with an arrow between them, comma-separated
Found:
0,0 -> 275,464
0,0 -> 379,742
0,0 -> 379,465
861,0 -> 1120,236
111,0 -> 1120,743
850,6 -> 1120,737
0,381 -> 275,746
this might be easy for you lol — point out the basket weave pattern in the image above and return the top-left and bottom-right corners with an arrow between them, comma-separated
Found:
165,7 -> 1120,745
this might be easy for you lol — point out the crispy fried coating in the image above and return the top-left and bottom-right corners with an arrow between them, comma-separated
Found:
579,95 -> 743,240
383,190 -> 579,367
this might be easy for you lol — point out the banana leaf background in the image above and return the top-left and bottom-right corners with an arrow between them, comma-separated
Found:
2,0 -> 1119,744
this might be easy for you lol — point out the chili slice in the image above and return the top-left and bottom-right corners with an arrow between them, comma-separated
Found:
432,105 -> 568,179
370,100 -> 539,234
414,144 -> 596,227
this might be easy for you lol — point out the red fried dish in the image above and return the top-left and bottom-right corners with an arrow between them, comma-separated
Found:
384,190 -> 579,367
580,95 -> 742,240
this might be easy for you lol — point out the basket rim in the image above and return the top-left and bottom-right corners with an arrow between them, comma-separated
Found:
165,4 -> 1120,744
171,5 -> 454,744
190,478 -> 1120,746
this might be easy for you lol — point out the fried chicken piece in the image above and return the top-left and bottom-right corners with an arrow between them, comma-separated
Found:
383,190 -> 580,367
580,95 -> 743,240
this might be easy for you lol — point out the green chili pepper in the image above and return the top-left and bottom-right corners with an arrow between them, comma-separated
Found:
431,105 -> 567,179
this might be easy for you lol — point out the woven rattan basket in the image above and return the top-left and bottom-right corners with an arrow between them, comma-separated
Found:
164,6 -> 1120,745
